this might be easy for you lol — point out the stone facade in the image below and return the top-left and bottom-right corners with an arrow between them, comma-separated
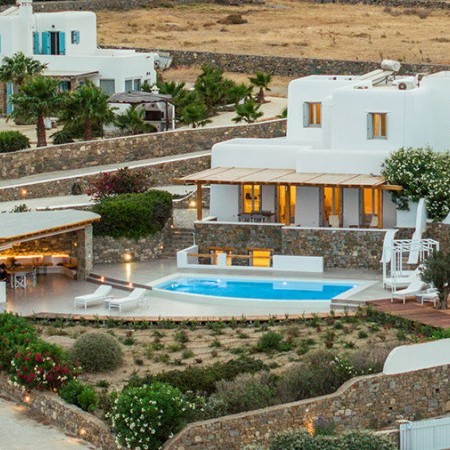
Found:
111,46 -> 450,78
0,374 -> 118,450
93,224 -> 170,264
165,364 -> 450,449
0,120 -> 285,181
282,227 -> 385,270
424,223 -> 450,253
195,221 -> 386,270
0,154 -> 211,202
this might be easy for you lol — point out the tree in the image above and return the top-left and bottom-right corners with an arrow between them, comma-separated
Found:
114,106 -> 156,135
180,103 -> 211,128
10,76 -> 62,147
232,99 -> 263,124
249,71 -> 272,104
59,81 -> 115,141
421,250 -> 450,309
0,52 -> 47,92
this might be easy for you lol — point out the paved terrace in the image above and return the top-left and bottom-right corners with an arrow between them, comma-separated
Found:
3,260 -> 387,319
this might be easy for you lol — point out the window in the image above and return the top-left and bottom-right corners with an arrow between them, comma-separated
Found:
278,186 -> 296,225
41,31 -> 66,55
367,113 -> 387,139
145,110 -> 163,121
242,185 -> 261,213
99,79 -> 115,94
303,102 -> 321,127
323,187 -> 342,227
133,79 -> 141,91
361,188 -> 380,227
71,30 -> 80,45
125,80 -> 133,92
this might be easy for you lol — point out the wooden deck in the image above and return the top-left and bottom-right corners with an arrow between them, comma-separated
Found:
370,299 -> 450,329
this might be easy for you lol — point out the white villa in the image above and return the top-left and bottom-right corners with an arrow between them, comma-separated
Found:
180,61 -> 450,230
0,0 -> 159,111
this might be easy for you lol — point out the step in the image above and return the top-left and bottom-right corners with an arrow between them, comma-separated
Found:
87,273 -> 153,292
330,298 -> 367,312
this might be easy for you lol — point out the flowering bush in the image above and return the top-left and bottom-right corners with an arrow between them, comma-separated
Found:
86,167 -> 151,201
381,147 -> 450,221
0,313 -> 37,371
10,341 -> 80,391
110,382 -> 200,450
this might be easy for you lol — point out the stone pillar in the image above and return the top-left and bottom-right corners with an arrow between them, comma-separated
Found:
75,225 -> 93,280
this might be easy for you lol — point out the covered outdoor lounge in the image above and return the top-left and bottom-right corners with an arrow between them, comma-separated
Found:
176,167 -> 402,229
0,210 -> 100,283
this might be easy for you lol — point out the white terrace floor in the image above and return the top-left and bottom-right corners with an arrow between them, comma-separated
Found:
4,259 -> 388,319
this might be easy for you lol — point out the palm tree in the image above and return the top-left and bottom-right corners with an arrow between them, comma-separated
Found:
0,52 -> 47,92
232,99 -> 263,124
59,82 -> 115,141
114,106 -> 156,135
180,103 -> 211,128
10,76 -> 62,147
248,72 -> 272,104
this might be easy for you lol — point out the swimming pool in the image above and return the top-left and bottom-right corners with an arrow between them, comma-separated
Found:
155,277 -> 356,301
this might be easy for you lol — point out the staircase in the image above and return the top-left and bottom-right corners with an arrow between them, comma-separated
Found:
161,227 -> 195,258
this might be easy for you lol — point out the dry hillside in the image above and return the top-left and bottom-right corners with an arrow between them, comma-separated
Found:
97,0 -> 450,64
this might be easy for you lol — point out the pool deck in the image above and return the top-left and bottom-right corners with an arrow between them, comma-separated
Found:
3,259 -> 389,319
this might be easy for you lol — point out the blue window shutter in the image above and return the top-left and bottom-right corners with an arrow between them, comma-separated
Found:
41,32 -> 50,55
303,102 -> 310,127
6,82 -> 13,114
58,32 -> 66,55
367,113 -> 373,140
33,32 -> 40,54
75,31 -> 80,44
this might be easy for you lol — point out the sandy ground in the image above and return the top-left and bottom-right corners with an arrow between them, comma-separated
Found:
97,0 -> 450,64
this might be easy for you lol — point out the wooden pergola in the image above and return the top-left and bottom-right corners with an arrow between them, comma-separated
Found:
175,167 -> 402,227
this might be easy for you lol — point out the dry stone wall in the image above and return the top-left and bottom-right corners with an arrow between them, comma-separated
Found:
0,154 -> 210,201
0,120 -> 285,181
0,374 -> 118,450
165,364 -> 450,450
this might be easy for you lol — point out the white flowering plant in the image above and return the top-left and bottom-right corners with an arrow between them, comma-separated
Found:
109,382 -> 202,450
381,147 -> 450,221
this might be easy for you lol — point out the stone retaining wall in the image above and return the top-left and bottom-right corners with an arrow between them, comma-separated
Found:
195,221 -> 386,270
165,364 -> 450,449
0,120 -> 285,181
0,154 -> 210,202
93,224 -> 170,264
0,374 -> 118,450
113,46 -> 450,77
424,223 -> 450,253
282,227 -> 386,270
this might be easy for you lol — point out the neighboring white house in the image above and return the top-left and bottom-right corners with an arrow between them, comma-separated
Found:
179,62 -> 450,230
0,0 -> 159,111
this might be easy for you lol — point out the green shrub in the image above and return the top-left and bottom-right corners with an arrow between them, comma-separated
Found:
127,356 -> 268,395
51,129 -> 75,145
256,332 -> 292,353
0,130 -> 30,153
0,313 -> 37,371
59,379 -> 98,412
92,191 -> 172,239
10,341 -> 79,391
110,382 -> 199,450
71,332 -> 123,373
269,429 -> 396,450
207,372 -> 275,417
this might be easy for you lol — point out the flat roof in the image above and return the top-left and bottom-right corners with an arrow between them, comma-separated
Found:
176,167 -> 402,190
0,210 -> 100,244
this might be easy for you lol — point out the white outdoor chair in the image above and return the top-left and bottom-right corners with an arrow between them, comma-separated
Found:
74,284 -> 112,310
107,288 -> 147,312
416,288 -> 439,307
383,265 -> 424,290
391,279 -> 426,304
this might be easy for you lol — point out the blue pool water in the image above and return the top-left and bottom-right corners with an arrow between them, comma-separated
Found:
155,277 -> 356,301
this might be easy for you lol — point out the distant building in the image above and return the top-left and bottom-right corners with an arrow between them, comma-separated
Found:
180,61 -> 450,229
0,0 -> 159,112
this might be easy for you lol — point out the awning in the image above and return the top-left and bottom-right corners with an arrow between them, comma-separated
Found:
0,210 -> 100,250
175,167 -> 402,190
44,70 -> 99,79
109,92 -> 173,104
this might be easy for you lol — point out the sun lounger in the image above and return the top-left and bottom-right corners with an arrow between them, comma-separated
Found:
416,288 -> 439,307
391,279 -> 426,304
383,265 -> 424,289
108,288 -> 147,312
74,284 -> 112,309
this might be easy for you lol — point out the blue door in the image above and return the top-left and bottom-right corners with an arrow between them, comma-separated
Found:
6,82 -> 13,114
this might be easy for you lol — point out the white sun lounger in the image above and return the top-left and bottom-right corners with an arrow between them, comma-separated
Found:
391,279 -> 426,304
74,284 -> 112,310
383,265 -> 424,290
108,288 -> 147,312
